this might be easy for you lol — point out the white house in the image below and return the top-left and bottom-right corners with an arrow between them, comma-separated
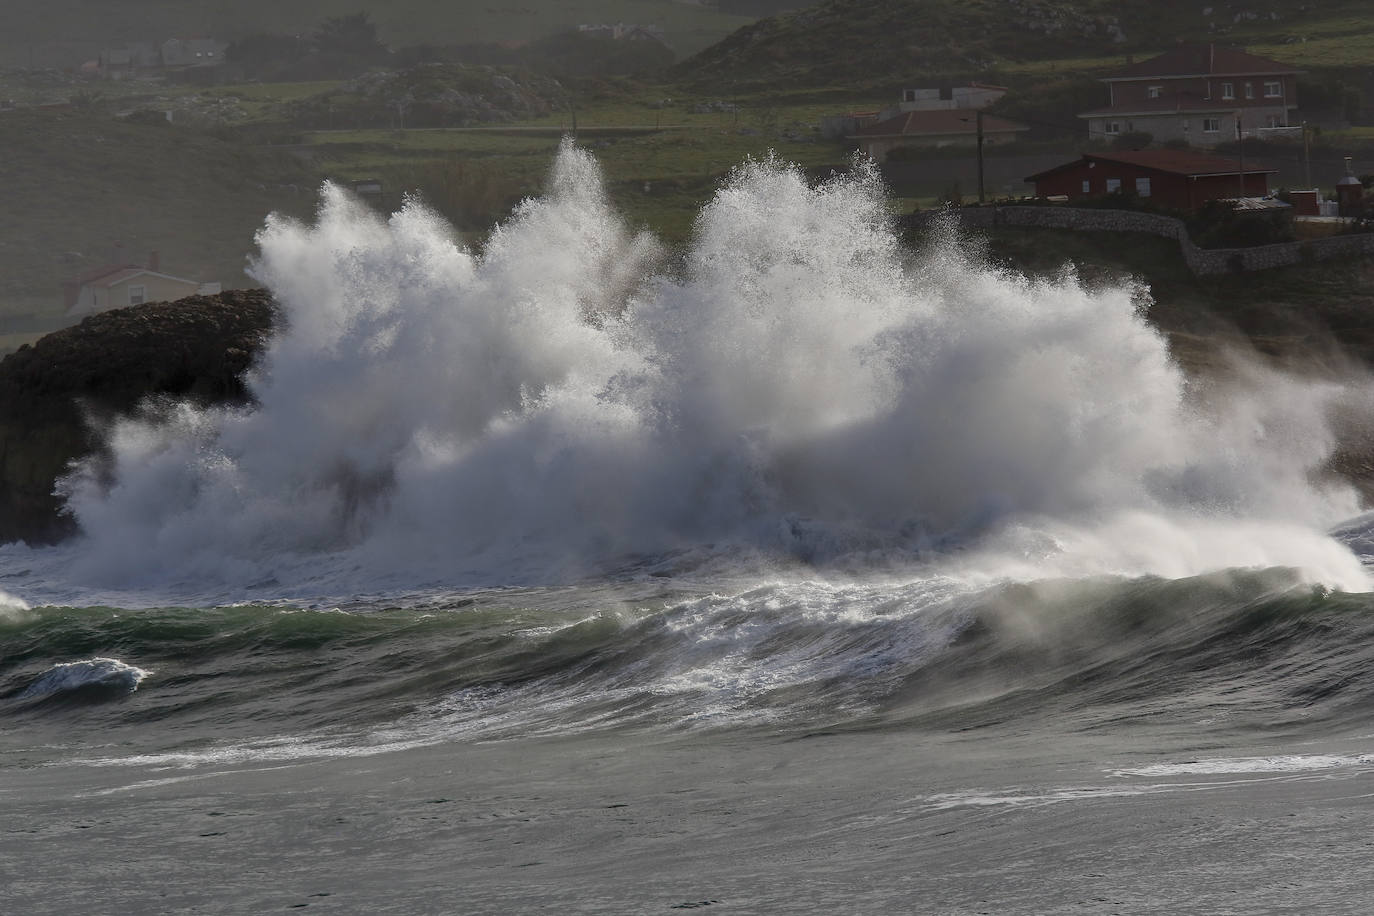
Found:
64,256 -> 220,319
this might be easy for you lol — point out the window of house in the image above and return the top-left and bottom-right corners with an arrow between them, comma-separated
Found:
129,285 -> 145,305
1264,81 -> 1282,97
1182,119 -> 1190,132
1082,180 -> 1091,193
1244,82 -> 1254,99
1148,85 -> 1164,99
1105,121 -> 1120,135
1203,117 -> 1220,132
1106,178 -> 1122,193
1266,114 -> 1284,128
1136,177 -> 1151,197
1221,82 -> 1234,99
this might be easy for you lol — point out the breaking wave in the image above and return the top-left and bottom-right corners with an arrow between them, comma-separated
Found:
46,140 -> 1371,596
19,657 -> 151,700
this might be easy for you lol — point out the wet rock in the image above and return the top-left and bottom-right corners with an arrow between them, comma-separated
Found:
0,289 -> 276,544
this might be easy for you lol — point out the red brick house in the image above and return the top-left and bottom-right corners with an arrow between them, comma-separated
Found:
1025,150 -> 1277,210
1079,42 -> 1300,147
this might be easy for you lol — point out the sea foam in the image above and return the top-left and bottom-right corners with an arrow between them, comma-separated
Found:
51,140 -> 1372,594
20,658 -> 151,698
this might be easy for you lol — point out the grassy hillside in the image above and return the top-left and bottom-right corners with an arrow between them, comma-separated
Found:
5,0 -> 757,69
0,109 -> 316,320
676,0 -> 1374,90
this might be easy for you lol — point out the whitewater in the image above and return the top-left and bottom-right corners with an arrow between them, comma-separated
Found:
7,141 -> 1374,914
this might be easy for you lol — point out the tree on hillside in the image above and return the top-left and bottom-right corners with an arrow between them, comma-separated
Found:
226,32 -> 311,80
317,12 -> 388,60
987,76 -> 1104,142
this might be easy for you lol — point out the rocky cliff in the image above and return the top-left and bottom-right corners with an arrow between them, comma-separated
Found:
0,289 -> 276,545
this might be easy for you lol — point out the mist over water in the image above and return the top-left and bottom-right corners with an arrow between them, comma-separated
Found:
53,140 -> 1372,594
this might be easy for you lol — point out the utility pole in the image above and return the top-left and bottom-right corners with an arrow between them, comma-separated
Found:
1303,121 -> 1313,189
1236,110 -> 1245,199
976,109 -> 985,203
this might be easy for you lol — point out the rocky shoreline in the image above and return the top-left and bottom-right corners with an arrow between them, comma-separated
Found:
0,289 -> 275,545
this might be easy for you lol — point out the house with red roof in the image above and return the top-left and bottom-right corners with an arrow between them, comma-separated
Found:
1080,42 -> 1300,147
1025,150 -> 1278,210
853,109 -> 1029,160
63,253 -> 220,319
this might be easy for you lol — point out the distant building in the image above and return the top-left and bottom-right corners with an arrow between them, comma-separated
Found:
820,111 -> 878,141
577,23 -> 667,44
1025,150 -> 1278,210
64,253 -> 220,319
1336,158 -> 1366,217
160,38 -> 228,71
829,82 -> 1015,147
96,37 -> 227,80
853,109 -> 1029,159
886,83 -> 1007,118
97,43 -> 159,80
1080,42 -> 1300,147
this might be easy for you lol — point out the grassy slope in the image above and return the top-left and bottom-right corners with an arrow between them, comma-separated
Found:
302,92 -> 873,241
676,0 -> 1374,89
0,110 -> 316,318
6,0 -> 756,67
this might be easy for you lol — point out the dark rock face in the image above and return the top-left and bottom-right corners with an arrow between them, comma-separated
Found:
0,289 -> 277,545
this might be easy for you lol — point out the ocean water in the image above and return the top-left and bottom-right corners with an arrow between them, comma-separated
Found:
6,142 -> 1374,913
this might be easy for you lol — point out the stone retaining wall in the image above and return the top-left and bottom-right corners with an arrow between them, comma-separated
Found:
905,207 -> 1374,275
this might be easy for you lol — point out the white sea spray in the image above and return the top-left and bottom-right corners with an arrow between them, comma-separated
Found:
52,140 -> 1372,594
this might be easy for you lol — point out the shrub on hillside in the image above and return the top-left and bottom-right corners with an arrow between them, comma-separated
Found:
1111,130 -> 1153,150
985,75 -> 1103,142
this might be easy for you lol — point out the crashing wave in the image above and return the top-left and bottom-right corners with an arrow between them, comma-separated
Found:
20,657 -> 152,699
49,140 -> 1373,593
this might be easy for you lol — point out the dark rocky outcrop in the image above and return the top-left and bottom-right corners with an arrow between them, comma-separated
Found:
0,289 -> 277,545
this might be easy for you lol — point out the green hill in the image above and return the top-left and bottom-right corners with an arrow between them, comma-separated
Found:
675,0 -> 1374,90
5,0 -> 757,69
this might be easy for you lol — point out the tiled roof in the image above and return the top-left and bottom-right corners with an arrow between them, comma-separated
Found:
71,263 -> 136,286
1027,149 -> 1278,182
86,268 -> 201,288
1090,149 -> 1278,175
854,109 -> 1028,138
87,268 -> 150,289
1078,92 -> 1259,117
1105,42 -> 1297,80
